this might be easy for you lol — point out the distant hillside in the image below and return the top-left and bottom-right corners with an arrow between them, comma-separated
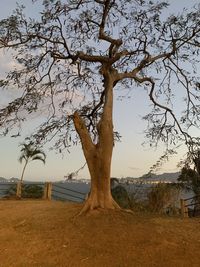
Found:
141,172 -> 180,182
9,177 -> 20,183
0,177 -> 19,183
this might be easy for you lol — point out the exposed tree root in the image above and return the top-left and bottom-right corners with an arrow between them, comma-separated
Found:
74,194 -> 120,216
70,200 -> 134,223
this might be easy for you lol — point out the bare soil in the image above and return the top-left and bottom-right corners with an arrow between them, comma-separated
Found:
0,200 -> 200,267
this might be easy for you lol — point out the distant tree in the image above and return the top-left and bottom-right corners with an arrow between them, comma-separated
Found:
178,149 -> 200,196
19,142 -> 46,183
1,1 -> 200,213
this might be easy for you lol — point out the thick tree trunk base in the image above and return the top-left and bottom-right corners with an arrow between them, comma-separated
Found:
79,194 -> 121,215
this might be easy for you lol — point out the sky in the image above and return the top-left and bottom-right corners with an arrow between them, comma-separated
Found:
0,0 -> 198,181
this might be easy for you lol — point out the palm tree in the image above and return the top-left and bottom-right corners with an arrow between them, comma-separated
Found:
19,142 -> 46,183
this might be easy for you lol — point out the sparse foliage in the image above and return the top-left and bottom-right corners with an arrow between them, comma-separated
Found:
178,167 -> 200,196
19,142 -> 46,182
178,147 -> 200,195
64,162 -> 86,180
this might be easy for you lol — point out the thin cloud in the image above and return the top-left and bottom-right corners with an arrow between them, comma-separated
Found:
129,167 -> 141,171
0,50 -> 20,78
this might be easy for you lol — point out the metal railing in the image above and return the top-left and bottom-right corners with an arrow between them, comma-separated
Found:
0,182 -> 86,203
0,183 -> 17,198
52,183 -> 86,202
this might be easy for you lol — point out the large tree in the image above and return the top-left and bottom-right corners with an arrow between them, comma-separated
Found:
1,0 -> 200,213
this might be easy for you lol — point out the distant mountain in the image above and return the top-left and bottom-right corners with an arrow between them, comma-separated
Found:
9,177 -> 20,183
0,172 -> 181,184
119,172 -> 181,184
0,177 -> 20,183
141,172 -> 180,182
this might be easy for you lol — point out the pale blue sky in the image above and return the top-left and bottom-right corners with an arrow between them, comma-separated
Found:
0,0 -> 198,181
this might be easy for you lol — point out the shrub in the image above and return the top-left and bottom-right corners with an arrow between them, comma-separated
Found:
6,184 -> 43,199
147,183 -> 181,214
22,184 -> 43,198
111,185 -> 131,209
5,184 -> 17,198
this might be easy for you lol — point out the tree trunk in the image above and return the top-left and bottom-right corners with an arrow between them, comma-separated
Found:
20,160 -> 28,182
17,160 -> 28,198
79,142 -> 120,214
73,67 -> 120,214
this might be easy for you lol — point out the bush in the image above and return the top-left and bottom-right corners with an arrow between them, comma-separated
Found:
147,183 -> 181,215
22,184 -> 43,198
5,184 -> 17,198
6,184 -> 43,199
111,185 -> 131,209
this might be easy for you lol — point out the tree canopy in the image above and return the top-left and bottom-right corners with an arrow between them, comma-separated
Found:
19,142 -> 46,166
0,0 -> 200,150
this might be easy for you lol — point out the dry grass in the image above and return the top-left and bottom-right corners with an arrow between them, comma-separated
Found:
0,200 -> 200,267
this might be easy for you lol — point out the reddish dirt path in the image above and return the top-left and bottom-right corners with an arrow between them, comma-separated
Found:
0,200 -> 200,267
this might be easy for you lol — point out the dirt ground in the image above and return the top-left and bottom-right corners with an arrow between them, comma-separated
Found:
0,200 -> 200,267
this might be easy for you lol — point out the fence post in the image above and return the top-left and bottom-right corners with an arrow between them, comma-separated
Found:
16,182 -> 22,199
185,202 -> 189,218
43,182 -> 48,199
43,182 -> 52,200
180,199 -> 188,218
47,182 -> 52,200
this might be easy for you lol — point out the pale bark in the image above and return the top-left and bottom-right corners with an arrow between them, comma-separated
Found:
73,67 -> 120,214
17,160 -> 28,198
20,160 -> 28,182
